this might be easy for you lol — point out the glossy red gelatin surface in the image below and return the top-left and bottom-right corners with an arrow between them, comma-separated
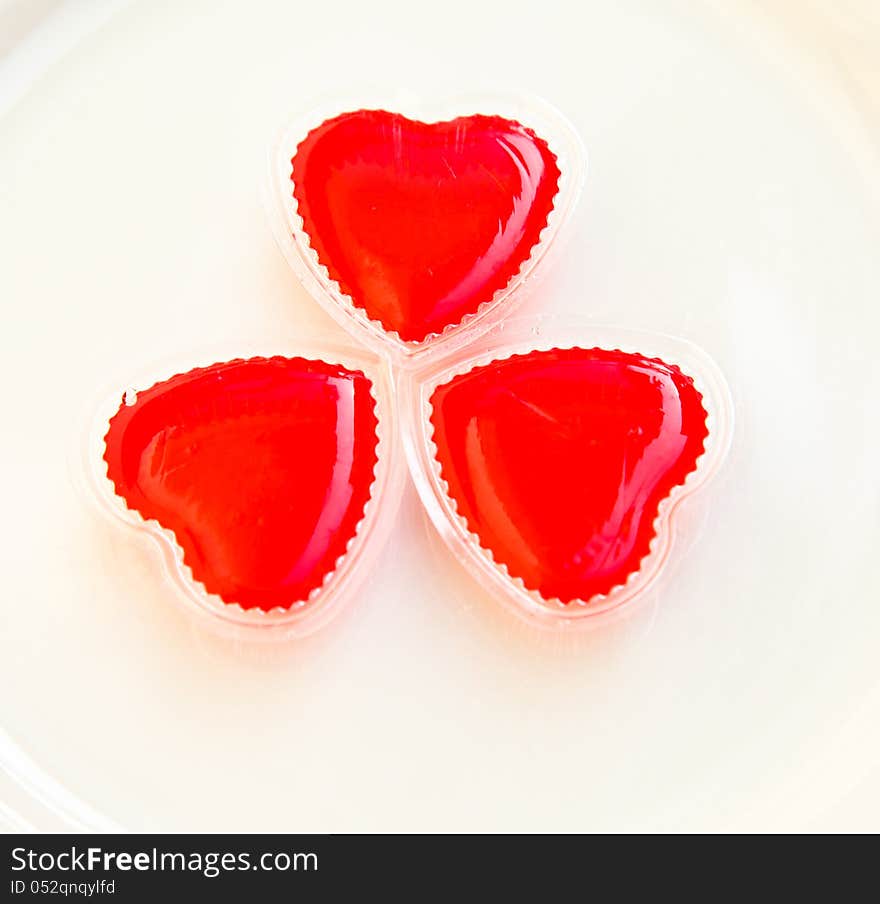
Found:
430,348 -> 709,604
292,110 -> 561,343
103,357 -> 379,611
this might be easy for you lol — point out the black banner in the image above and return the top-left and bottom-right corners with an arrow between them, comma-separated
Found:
5,835 -> 548,896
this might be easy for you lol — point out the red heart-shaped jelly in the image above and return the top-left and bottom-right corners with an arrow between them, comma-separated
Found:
429,348 -> 709,604
103,357 -> 379,611
291,110 -> 561,343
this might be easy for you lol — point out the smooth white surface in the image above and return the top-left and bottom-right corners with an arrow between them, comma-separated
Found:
1,0 -> 879,832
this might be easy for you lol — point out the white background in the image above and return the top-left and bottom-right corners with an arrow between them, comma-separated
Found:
1,0 -> 879,831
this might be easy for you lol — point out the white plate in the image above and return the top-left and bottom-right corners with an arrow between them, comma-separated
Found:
1,0 -> 879,832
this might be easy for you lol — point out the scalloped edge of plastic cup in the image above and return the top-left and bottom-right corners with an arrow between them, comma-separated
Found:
79,336 -> 406,642
400,315 -> 734,631
263,91 -> 587,370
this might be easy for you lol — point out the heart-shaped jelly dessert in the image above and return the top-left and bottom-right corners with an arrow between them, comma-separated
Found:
291,110 -> 561,343
103,357 -> 379,611
429,347 -> 709,604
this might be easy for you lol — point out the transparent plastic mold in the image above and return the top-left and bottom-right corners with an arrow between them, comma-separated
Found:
400,315 -> 734,629
84,337 -> 405,639
265,92 -> 587,368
